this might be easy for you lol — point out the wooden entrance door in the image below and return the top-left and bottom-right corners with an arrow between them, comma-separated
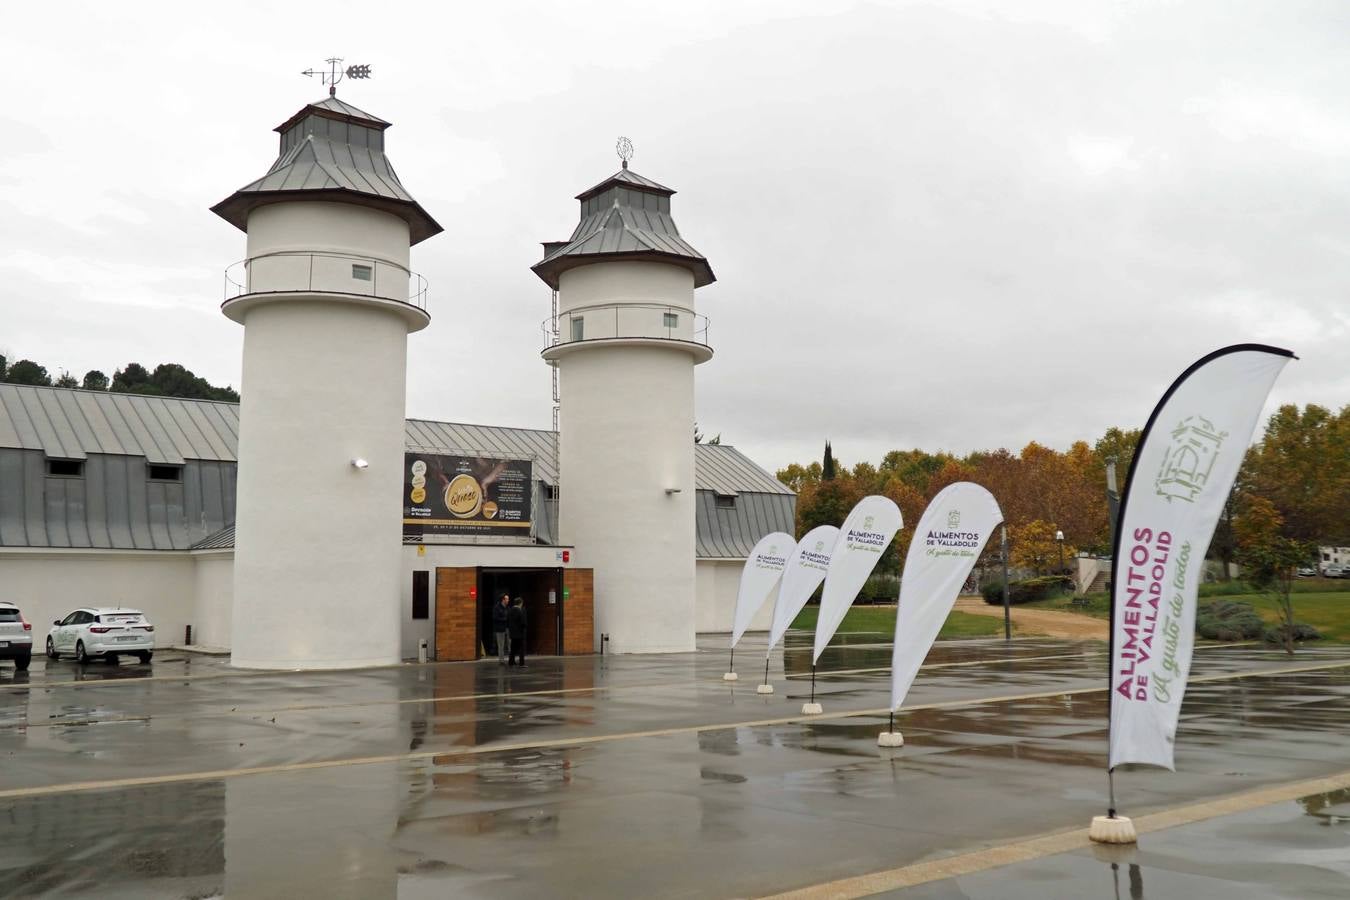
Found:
434,567 -> 479,661
561,568 -> 594,655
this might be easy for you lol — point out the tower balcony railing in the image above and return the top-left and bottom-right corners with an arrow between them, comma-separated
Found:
540,303 -> 709,351
224,250 -> 429,313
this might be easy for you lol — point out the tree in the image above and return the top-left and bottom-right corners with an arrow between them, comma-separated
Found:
111,363 -> 156,394
5,360 -> 51,385
82,370 -> 109,391
53,371 -> 78,388
1234,496 -> 1315,655
822,441 -> 836,481
776,461 -> 821,493
1010,519 -> 1077,575
0,355 -> 6,380
1243,404 -> 1350,545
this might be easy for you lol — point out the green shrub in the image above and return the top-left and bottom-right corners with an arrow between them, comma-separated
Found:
860,573 -> 899,603
1264,623 -> 1322,644
1195,600 -> 1266,641
982,575 -> 1073,605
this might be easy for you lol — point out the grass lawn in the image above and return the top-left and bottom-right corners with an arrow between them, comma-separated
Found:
1024,594 -> 1112,619
1024,586 -> 1350,642
1230,591 -> 1350,643
789,605 -> 1003,639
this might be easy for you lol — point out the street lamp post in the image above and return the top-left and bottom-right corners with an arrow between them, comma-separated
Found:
1001,525 -> 1011,641
1056,529 -> 1066,577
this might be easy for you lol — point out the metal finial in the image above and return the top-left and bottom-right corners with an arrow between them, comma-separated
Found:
616,136 -> 634,169
301,57 -> 373,97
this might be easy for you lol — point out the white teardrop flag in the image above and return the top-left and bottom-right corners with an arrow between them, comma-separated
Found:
766,525 -> 840,654
813,496 -> 903,663
889,482 -> 1003,712
730,532 -> 795,648
1109,344 -> 1293,770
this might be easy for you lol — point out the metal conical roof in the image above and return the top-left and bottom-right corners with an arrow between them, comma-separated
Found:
211,97 -> 442,245
532,166 -> 715,289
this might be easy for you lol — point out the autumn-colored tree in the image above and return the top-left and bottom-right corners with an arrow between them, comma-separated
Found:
1234,496 -> 1317,654
1010,519 -> 1076,575
1242,404 -> 1350,545
1233,495 -> 1283,551
776,461 -> 821,493
880,477 -> 927,573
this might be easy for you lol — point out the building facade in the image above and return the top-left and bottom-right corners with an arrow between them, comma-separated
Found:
0,385 -> 794,658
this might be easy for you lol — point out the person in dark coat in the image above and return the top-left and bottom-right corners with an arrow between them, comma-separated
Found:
493,593 -> 511,664
507,597 -> 527,667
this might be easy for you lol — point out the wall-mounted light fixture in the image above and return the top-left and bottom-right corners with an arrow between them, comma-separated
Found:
664,487 -> 682,495
351,458 -> 370,470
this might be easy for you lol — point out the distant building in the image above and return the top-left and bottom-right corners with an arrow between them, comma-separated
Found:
1319,546 -> 1350,573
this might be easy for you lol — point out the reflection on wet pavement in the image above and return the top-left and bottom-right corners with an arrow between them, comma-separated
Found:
889,786 -> 1350,899
0,636 -> 1347,898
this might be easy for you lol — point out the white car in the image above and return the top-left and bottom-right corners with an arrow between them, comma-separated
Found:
46,608 -> 155,665
0,602 -> 34,670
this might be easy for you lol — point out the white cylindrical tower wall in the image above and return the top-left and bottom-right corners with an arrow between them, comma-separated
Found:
555,261 -> 699,653
227,201 -> 416,669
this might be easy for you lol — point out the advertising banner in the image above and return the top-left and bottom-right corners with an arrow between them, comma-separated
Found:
889,483 -> 1002,712
1109,345 -> 1293,770
767,525 -> 840,654
402,452 -> 533,539
813,496 -> 904,663
730,532 -> 795,648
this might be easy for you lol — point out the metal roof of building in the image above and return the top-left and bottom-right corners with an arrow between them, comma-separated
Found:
405,419 -> 562,486
0,387 -> 791,553
275,96 -> 391,132
0,384 -> 239,465
532,167 -> 715,290
575,167 -> 674,200
211,96 -> 442,245
191,524 -> 235,551
695,490 -> 797,559
0,386 -> 786,494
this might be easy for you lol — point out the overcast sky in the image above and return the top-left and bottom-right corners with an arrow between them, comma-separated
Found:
3,1 -> 1347,473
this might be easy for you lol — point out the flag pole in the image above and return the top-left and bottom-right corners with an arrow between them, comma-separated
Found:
723,645 -> 738,682
757,653 -> 774,694
801,663 -> 822,714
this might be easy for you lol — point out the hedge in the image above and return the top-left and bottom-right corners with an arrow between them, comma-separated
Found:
981,575 -> 1074,605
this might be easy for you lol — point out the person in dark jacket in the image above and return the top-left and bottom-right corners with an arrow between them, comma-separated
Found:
493,593 -> 511,665
507,597 -> 527,667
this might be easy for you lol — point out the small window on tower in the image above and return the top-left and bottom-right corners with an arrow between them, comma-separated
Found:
148,465 -> 182,482
663,312 -> 679,328
571,317 -> 585,341
715,494 -> 736,509
352,264 -> 373,281
46,459 -> 83,478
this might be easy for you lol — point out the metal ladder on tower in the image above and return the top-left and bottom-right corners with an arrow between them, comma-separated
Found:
550,290 -> 561,518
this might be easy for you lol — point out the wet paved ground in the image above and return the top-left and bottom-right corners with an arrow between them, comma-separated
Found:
0,634 -> 1347,898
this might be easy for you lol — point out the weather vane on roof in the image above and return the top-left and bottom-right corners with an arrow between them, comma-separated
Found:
301,57 -> 373,97
616,136 -> 634,170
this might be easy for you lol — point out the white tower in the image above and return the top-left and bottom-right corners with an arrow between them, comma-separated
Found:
212,95 -> 442,669
534,159 -> 715,654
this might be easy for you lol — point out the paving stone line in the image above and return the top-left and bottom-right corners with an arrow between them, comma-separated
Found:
760,768 -> 1350,899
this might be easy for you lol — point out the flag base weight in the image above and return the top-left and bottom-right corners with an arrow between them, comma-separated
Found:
877,731 -> 904,748
1088,815 -> 1137,844
756,684 -> 774,694
801,702 -> 823,715
722,672 -> 738,681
